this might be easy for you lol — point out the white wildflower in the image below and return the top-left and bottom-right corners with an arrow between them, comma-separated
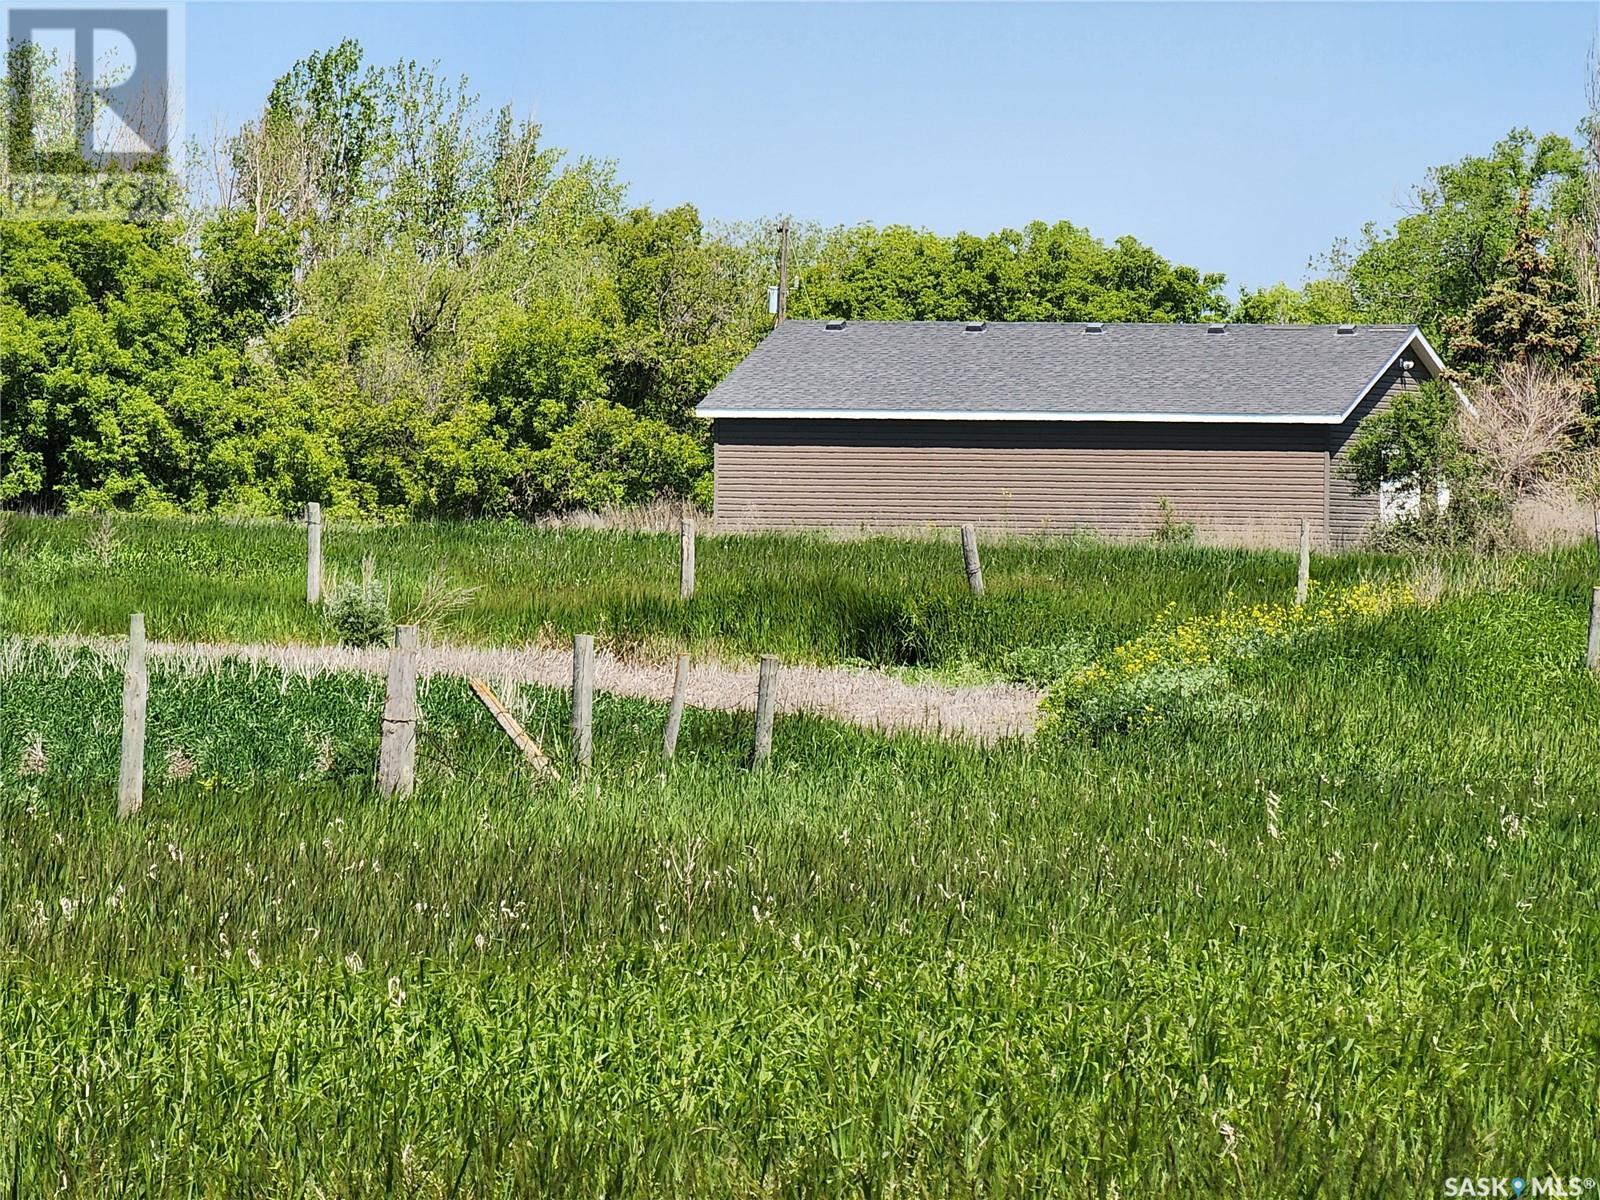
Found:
19,736 -> 46,777
164,748 -> 196,783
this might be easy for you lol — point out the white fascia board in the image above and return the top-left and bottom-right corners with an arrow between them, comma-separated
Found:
1340,327 -> 1471,417
1410,327 -> 1476,415
697,407 -> 1347,424
1407,328 -> 1449,378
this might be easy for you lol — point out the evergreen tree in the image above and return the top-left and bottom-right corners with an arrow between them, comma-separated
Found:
1447,191 -> 1589,375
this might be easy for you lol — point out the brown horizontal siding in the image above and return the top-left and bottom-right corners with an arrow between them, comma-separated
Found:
1326,354 -> 1432,546
713,418 -> 1329,544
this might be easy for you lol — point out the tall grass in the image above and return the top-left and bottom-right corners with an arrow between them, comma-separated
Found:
11,511 -> 1593,668
3,554 -> 1600,1191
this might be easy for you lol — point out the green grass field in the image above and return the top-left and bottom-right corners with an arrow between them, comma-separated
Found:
3,513 -> 1600,1194
9,509 -> 1575,669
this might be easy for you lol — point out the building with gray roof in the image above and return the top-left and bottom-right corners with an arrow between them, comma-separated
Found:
696,321 -> 1446,545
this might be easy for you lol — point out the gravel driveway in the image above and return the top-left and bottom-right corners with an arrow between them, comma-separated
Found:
41,637 -> 1042,743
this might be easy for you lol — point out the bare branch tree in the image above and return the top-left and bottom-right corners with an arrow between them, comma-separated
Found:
1459,360 -> 1587,499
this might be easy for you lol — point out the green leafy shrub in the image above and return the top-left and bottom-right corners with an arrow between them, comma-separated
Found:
526,401 -> 710,512
1045,660 -> 1258,736
1362,491 -> 1520,552
996,638 -> 1095,687
1341,381 -> 1462,512
324,558 -> 391,647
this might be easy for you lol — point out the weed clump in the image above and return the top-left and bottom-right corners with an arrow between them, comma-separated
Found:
996,638 -> 1096,687
1149,497 -> 1195,545
325,556 -> 391,648
1042,581 -> 1414,737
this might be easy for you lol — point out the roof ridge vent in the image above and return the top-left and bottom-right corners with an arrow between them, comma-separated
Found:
965,320 -> 986,332
824,318 -> 846,331
1207,323 -> 1227,334
1336,324 -> 1357,335
1083,323 -> 1103,334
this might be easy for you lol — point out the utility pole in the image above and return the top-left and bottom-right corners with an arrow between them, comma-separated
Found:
777,217 -> 790,324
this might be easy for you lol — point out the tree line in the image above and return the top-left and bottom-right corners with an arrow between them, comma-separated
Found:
1,39 -> 1595,522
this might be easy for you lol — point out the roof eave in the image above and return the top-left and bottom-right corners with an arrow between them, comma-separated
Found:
695,407 -> 1349,425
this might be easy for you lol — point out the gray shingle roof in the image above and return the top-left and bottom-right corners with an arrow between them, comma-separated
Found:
696,321 -> 1434,423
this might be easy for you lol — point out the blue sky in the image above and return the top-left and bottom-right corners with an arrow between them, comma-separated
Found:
183,2 -> 1595,294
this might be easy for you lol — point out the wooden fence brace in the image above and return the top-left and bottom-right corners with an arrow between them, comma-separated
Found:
468,678 -> 558,780
1295,520 -> 1311,606
116,612 -> 147,820
571,634 -> 595,771
1588,586 -> 1600,676
663,654 -> 690,760
306,502 -> 323,605
680,518 -> 696,600
376,625 -> 419,798
751,655 -> 778,768
961,524 -> 984,596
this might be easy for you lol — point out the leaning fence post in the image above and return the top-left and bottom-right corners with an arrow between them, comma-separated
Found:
960,524 -> 984,596
1295,519 -> 1311,606
376,625 -> 419,798
751,655 -> 778,768
679,519 -> 696,600
1587,586 -> 1600,676
663,654 -> 690,760
571,634 -> 595,771
467,678 -> 558,780
306,502 -> 323,605
116,613 -> 147,820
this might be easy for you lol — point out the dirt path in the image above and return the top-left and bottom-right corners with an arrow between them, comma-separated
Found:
36,636 -> 1042,743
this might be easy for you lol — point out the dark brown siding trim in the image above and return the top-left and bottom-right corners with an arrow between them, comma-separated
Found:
713,418 -> 1332,545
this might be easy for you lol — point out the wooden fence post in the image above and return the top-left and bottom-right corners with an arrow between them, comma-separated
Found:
961,524 -> 984,596
376,625 -> 418,798
679,519 -> 696,600
306,502 -> 323,605
663,654 -> 690,759
571,634 -> 595,771
1295,520 -> 1311,606
751,655 -> 778,768
1588,586 -> 1600,676
116,612 -> 147,820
